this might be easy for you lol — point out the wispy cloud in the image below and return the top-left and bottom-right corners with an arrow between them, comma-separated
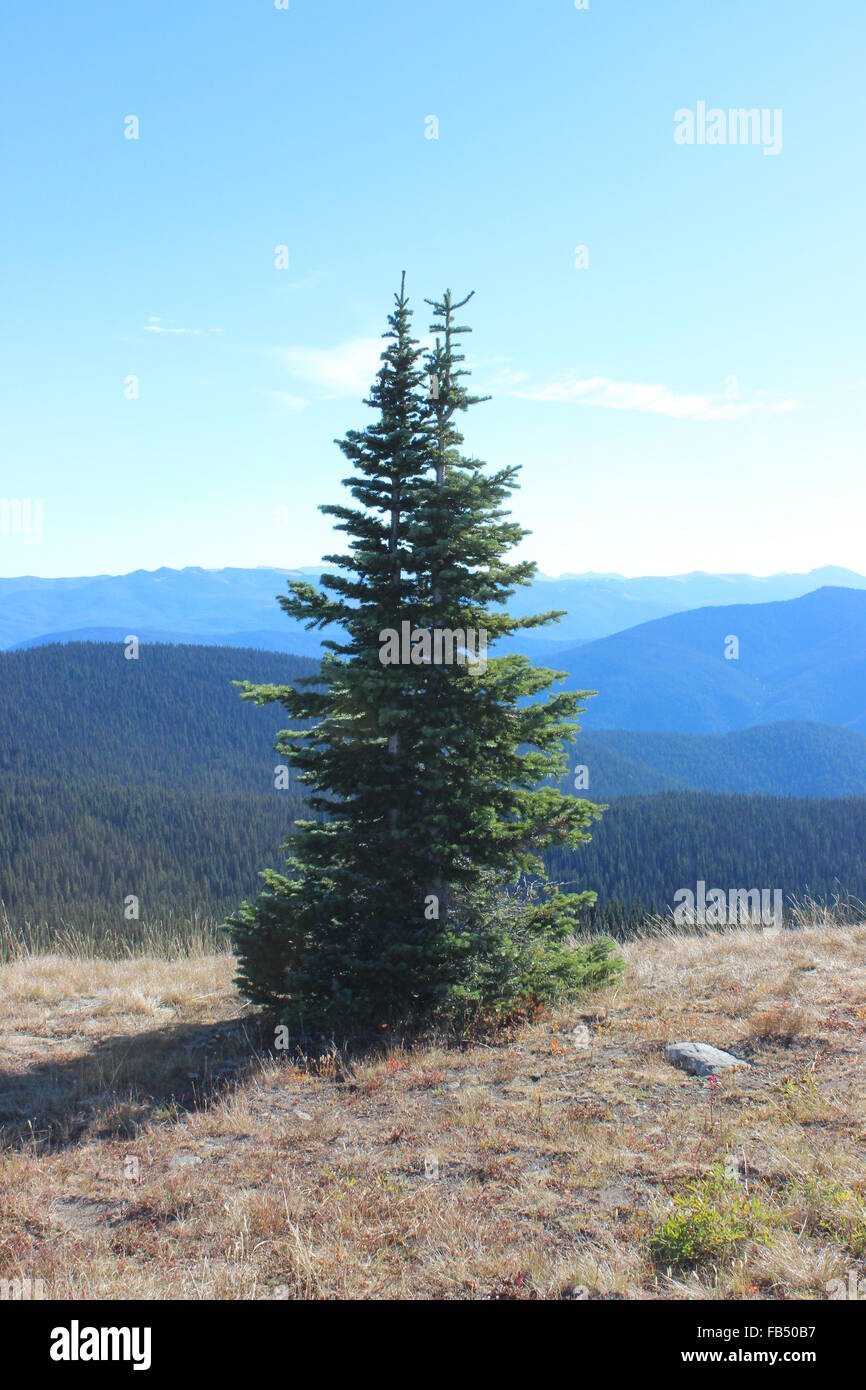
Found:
469,356 -> 530,393
263,389 -> 308,413
277,337 -> 384,399
513,376 -> 798,421
145,316 -> 224,336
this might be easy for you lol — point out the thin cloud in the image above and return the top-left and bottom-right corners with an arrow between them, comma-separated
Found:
277,337 -> 384,398
263,389 -> 309,413
469,357 -> 530,392
513,376 -> 798,421
145,316 -> 223,336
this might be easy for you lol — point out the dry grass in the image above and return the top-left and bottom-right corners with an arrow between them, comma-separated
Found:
0,908 -> 228,964
1,924 -> 865,1300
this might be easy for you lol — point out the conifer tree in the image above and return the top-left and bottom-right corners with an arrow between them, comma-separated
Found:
227,276 -> 435,1021
393,288 -> 617,1010
227,279 -> 620,1030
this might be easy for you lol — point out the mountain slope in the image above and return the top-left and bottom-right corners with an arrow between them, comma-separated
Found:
5,639 -> 866,806
0,641 -> 315,792
559,587 -> 866,734
577,723 -> 866,798
2,642 -> 865,927
11,626 -> 327,657
3,640 -> 866,797
4,780 -> 865,927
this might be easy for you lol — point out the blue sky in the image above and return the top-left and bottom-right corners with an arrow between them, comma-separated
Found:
1,0 -> 864,579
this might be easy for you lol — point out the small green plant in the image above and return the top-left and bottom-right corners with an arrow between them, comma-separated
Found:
777,1071 -> 826,1121
786,1174 -> 866,1253
650,1165 -> 773,1268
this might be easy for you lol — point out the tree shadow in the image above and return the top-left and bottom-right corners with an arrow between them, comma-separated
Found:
0,1012 -> 276,1152
0,1004 -> 493,1153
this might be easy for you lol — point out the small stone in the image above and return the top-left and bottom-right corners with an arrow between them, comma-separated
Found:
294,1109 -> 313,1121
663,1042 -> 749,1077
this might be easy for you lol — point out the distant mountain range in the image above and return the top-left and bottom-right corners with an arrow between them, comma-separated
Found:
3,563 -> 864,654
3,574 -> 865,737
561,587 -> 866,735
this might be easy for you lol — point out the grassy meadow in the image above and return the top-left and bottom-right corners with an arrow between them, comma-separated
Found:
1,914 -> 864,1299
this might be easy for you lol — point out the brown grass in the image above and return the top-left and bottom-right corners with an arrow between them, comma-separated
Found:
1,924 -> 865,1300
0,908 -> 228,964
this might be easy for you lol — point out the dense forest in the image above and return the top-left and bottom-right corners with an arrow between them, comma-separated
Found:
1,642 -> 864,935
0,776 -> 294,925
546,791 -> 866,917
2,774 -> 864,932
3,642 -> 865,798
0,641 -> 314,791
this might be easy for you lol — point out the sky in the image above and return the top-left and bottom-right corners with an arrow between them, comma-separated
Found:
1,0 -> 864,580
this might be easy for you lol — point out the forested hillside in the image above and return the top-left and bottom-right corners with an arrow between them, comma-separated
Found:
547,792 -> 866,914
572,722 -> 866,797
2,642 -> 865,931
0,641 -> 314,791
4,643 -> 866,798
0,777 -> 295,924
2,779 -> 864,930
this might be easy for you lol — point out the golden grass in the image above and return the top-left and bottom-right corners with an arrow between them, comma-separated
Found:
0,909 -> 229,964
1,924 -> 864,1300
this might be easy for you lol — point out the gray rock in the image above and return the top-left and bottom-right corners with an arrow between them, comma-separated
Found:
663,1042 -> 749,1077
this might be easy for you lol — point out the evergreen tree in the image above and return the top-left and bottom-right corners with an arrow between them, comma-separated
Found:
227,279 -> 620,1030
227,276 -> 434,1020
